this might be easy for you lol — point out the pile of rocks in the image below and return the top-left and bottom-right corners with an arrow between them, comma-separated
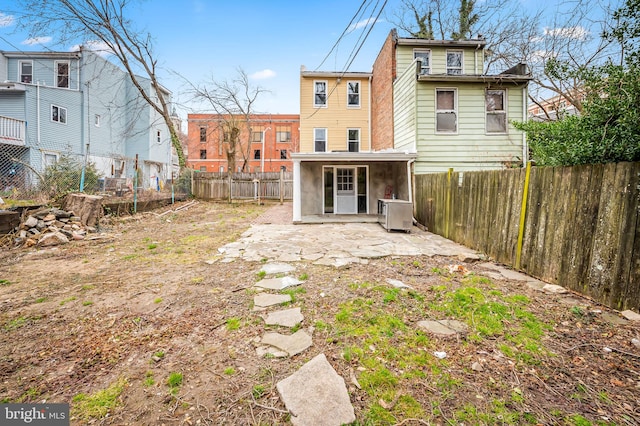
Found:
14,207 -> 97,247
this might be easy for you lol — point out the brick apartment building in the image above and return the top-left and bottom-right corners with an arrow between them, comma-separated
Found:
186,114 -> 300,173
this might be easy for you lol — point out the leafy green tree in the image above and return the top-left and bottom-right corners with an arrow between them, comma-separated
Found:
516,0 -> 640,166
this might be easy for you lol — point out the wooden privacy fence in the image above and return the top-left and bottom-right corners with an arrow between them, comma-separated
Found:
414,162 -> 640,311
192,171 -> 293,201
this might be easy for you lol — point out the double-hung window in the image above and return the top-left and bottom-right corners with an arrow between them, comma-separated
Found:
314,128 -> 327,152
276,127 -> 291,142
347,129 -> 360,152
200,149 -> 207,159
436,89 -> 457,133
414,49 -> 430,75
56,61 -> 70,88
347,81 -> 360,107
314,80 -> 327,107
280,149 -> 287,160
446,51 -> 463,75
51,105 -> 67,124
200,127 -> 207,142
19,61 -> 32,84
252,129 -> 263,143
486,89 -> 507,133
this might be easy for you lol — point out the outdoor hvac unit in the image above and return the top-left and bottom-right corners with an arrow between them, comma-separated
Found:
377,199 -> 413,232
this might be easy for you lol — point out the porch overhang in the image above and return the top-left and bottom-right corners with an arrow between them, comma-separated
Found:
292,151 -> 417,162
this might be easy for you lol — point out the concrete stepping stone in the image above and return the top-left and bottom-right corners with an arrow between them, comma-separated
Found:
417,319 -> 468,336
276,353 -> 355,426
260,330 -> 312,357
254,293 -> 291,308
256,346 -> 288,358
264,307 -> 304,328
254,276 -> 303,290
261,262 -> 295,275
621,310 -> 640,321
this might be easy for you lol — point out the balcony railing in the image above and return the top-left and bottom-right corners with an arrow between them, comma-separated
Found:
0,116 -> 26,146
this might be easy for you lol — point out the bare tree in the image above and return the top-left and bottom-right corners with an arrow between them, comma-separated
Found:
189,68 -> 269,173
15,0 -> 186,167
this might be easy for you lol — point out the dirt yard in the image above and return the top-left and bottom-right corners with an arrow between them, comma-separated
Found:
0,200 -> 638,425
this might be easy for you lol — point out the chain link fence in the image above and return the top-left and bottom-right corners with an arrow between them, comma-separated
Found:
0,139 -> 190,205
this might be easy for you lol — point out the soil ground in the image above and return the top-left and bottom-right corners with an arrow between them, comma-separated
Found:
0,200 -> 638,425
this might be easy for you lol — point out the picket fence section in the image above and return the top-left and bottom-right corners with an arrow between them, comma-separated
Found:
414,162 -> 640,311
192,172 -> 293,201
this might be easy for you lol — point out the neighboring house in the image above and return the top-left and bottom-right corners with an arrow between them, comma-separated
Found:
372,30 -> 532,173
0,48 -> 176,191
186,114 -> 299,173
292,68 -> 416,223
528,92 -> 581,121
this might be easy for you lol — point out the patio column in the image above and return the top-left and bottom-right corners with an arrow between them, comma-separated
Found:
293,159 -> 301,222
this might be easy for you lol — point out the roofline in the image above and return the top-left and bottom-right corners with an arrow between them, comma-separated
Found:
301,71 -> 372,79
417,74 -> 532,83
1,51 -> 81,59
397,38 -> 486,48
292,151 -> 417,161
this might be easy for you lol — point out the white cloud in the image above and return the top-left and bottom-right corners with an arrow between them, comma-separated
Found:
250,69 -> 276,80
543,26 -> 589,41
0,12 -> 14,27
348,18 -> 381,33
22,36 -> 52,46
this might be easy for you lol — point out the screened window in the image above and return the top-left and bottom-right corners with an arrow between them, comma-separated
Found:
280,149 -> 287,160
200,149 -> 207,159
436,89 -> 457,133
56,61 -> 69,88
20,61 -> 32,84
414,49 -> 430,75
314,128 -> 327,152
314,80 -> 327,107
347,81 -> 360,107
348,129 -> 360,152
446,51 -> 463,75
276,127 -> 291,142
486,89 -> 507,133
51,105 -> 67,124
200,127 -> 207,142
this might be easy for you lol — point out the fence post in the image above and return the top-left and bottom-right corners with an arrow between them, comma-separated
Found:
445,168 -> 453,239
515,161 -> 532,270
133,154 -> 138,214
280,168 -> 284,205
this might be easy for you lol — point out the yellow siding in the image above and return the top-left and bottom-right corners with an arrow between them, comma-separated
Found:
299,75 -> 370,153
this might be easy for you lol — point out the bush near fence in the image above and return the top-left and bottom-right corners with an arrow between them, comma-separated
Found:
192,171 -> 293,201
414,162 -> 640,311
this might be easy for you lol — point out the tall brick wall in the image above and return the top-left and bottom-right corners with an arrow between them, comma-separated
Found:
371,30 -> 396,151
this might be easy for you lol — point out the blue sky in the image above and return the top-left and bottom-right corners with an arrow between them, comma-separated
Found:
0,0 -> 620,118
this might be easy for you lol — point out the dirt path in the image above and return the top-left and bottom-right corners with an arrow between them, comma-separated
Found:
1,201 -> 638,425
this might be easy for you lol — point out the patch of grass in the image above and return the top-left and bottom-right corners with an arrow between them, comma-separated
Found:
122,253 -> 140,261
298,272 -> 309,280
16,387 -> 40,402
256,270 -> 266,280
153,297 -> 163,304
252,384 -> 266,399
0,279 -> 12,286
72,377 -> 127,420
4,316 -> 28,331
153,350 -> 165,359
81,284 -> 95,291
82,301 -> 93,306
147,243 -> 158,250
282,286 -> 306,303
223,367 -> 235,375
35,297 -> 47,303
314,320 -> 330,331
60,296 -> 77,306
143,371 -> 155,387
191,276 -> 204,284
166,372 -> 183,395
226,317 -> 241,331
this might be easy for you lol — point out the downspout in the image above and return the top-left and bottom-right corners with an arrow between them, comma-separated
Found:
36,81 -> 40,147
368,75 -> 372,151
407,158 -> 414,203
522,85 -> 528,163
292,158 -> 301,222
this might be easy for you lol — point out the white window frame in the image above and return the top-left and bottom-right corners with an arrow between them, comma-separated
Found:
347,128 -> 360,152
276,128 -> 291,142
51,104 -> 67,124
43,152 -> 59,168
55,60 -> 70,88
347,81 -> 360,107
19,60 -> 33,84
413,49 -> 431,75
486,89 -> 508,134
314,80 -> 328,108
446,50 -> 463,75
435,88 -> 457,134
314,128 -> 327,152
